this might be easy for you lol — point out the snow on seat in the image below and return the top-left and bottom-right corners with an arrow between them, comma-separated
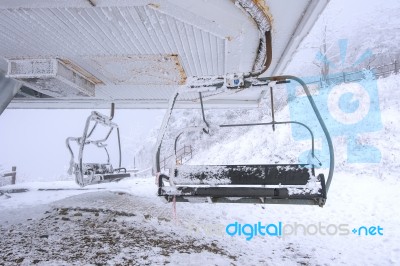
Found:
171,164 -> 312,186
158,165 -> 327,207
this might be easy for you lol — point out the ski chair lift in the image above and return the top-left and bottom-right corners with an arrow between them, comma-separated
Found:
66,103 -> 130,187
154,1 -> 334,206
154,9 -> 334,206
155,77 -> 334,207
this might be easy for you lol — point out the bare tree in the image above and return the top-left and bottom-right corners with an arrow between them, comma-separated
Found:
312,25 -> 331,84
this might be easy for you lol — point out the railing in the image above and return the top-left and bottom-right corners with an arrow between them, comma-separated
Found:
160,145 -> 193,172
306,60 -> 399,86
0,166 -> 17,186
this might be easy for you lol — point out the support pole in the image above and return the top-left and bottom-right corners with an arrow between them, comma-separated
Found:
11,166 -> 16,185
0,72 -> 22,116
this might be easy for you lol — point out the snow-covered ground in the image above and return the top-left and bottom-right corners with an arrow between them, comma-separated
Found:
0,172 -> 399,265
1,73 -> 400,265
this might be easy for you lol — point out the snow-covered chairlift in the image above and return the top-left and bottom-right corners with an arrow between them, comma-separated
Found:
155,84 -> 333,207
153,21 -> 334,206
66,103 -> 130,186
154,1 -> 333,207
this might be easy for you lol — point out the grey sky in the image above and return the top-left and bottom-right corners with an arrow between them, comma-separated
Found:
0,109 -> 164,181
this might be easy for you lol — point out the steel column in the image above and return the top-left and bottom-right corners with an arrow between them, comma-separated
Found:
0,72 -> 21,116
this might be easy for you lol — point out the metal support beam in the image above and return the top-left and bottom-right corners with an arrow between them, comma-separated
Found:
0,72 -> 22,116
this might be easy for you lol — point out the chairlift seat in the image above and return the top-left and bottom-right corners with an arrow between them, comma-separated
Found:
158,164 -> 327,206
82,163 -> 130,185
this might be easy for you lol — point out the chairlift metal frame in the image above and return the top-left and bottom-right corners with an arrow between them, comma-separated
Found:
66,103 -> 130,186
154,76 -> 334,207
153,2 -> 334,206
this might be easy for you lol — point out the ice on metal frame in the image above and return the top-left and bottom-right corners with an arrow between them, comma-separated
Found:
235,0 -> 272,71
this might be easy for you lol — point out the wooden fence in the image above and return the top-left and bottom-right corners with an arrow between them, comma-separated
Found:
306,60 -> 399,86
0,166 -> 16,186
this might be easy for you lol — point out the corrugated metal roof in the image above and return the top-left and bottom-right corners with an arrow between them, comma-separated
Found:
0,5 -> 226,76
0,0 -> 328,109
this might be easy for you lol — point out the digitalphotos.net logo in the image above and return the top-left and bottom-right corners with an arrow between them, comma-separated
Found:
286,39 -> 382,165
225,221 -> 384,241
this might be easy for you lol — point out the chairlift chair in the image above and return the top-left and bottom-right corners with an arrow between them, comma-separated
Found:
66,103 -> 130,186
150,1 -> 334,207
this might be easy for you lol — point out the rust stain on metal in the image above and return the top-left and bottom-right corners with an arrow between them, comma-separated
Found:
59,59 -> 103,85
89,55 -> 186,86
253,0 -> 274,29
171,54 -> 187,85
148,3 -> 160,9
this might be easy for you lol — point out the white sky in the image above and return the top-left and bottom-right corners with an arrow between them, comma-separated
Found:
0,109 -> 164,181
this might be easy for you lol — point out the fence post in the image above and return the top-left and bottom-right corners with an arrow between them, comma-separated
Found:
2,166 -> 17,185
395,60 -> 398,74
11,166 -> 16,184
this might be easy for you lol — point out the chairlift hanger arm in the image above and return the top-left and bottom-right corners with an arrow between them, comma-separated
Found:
154,91 -> 211,173
251,75 -> 334,192
155,92 -> 180,173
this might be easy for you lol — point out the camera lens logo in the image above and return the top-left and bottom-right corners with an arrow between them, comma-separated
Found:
328,83 -> 370,125
286,39 -> 382,165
